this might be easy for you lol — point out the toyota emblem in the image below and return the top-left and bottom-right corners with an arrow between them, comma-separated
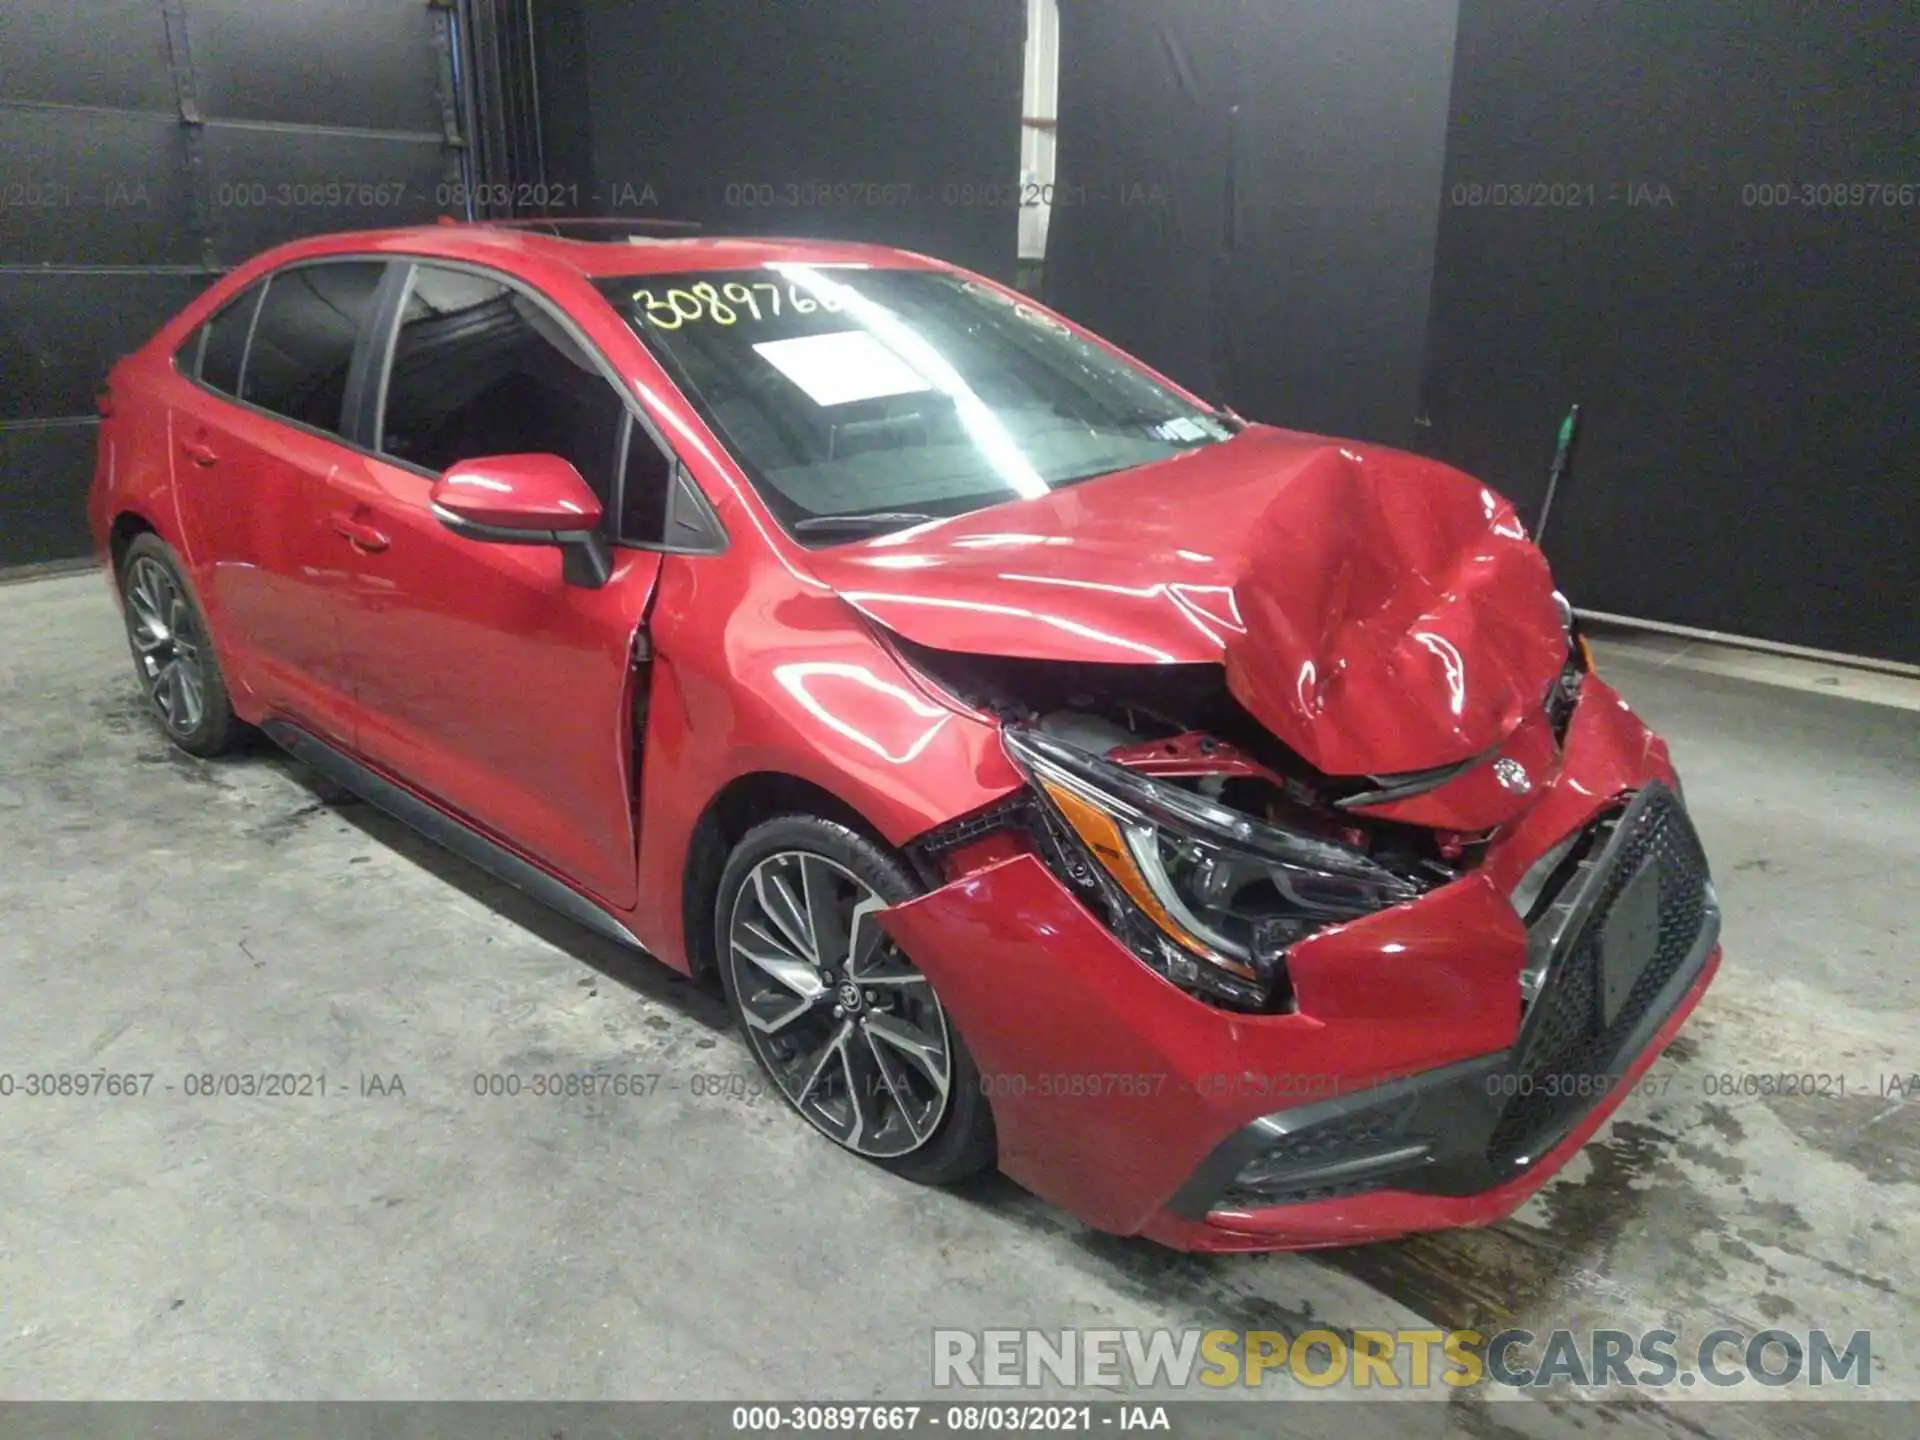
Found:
1493,757 -> 1532,795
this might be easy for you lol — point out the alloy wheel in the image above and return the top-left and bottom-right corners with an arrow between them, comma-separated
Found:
124,556 -> 207,736
725,850 -> 953,1158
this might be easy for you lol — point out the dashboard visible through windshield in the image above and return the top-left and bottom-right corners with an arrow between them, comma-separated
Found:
595,265 -> 1239,543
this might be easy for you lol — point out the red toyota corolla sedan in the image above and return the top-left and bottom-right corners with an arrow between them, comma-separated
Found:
89,221 -> 1719,1251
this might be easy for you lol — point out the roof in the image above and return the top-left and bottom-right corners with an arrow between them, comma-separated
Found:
263,220 -> 953,280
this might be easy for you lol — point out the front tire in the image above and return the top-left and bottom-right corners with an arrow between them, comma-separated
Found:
715,814 -> 995,1186
118,534 -> 241,757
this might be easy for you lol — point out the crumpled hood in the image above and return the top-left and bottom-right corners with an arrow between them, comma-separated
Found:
805,425 -> 1568,777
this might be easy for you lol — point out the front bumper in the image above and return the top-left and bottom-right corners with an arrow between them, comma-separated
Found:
1149,950 -> 1718,1251
876,677 -> 1721,1251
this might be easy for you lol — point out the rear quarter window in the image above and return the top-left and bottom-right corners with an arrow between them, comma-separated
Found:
188,282 -> 265,395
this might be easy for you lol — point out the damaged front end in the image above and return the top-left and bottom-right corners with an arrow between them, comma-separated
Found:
814,434 -> 1718,1247
875,631 -> 1719,1246
895,641 -> 1566,1013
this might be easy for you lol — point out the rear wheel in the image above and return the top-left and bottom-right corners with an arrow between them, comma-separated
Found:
715,814 -> 995,1185
118,534 -> 241,757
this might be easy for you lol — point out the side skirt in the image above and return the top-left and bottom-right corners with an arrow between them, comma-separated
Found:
261,719 -> 647,952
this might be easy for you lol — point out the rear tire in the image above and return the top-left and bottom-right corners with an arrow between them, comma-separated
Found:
715,814 -> 996,1186
118,534 -> 241,757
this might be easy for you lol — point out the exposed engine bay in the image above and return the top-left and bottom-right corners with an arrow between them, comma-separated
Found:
895,636 -> 1483,871
891,634 -> 1539,1012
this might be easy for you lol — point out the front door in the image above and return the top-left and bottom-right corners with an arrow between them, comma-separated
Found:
323,262 -> 662,908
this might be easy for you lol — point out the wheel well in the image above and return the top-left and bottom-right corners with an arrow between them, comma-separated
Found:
680,772 -> 880,981
108,512 -> 157,578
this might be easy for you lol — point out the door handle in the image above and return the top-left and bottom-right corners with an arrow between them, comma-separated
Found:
181,438 -> 219,467
330,514 -> 391,552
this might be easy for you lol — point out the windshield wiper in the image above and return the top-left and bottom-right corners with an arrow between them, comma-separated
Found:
791,510 -> 940,536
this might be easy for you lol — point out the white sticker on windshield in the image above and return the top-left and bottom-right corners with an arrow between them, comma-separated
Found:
1152,416 -> 1209,443
752,331 -> 935,408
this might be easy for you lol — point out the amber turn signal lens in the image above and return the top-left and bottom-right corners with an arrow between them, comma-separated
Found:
1041,779 -> 1231,967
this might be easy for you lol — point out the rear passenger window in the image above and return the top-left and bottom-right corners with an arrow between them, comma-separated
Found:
193,282 -> 264,395
240,261 -> 386,434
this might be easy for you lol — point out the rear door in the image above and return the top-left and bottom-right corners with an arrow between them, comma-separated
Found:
321,260 -> 667,907
170,259 -> 390,743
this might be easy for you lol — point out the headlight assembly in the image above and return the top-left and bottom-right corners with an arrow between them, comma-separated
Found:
1003,726 -> 1430,1009
1555,588 -> 1595,674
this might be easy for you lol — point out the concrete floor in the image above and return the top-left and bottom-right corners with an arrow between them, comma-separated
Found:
0,570 -> 1914,1438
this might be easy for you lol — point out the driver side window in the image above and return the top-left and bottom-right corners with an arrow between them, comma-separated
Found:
378,264 -> 627,509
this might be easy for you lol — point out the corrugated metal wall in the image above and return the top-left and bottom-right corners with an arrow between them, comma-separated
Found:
530,0 -> 1027,287
1419,0 -> 1920,664
0,0 -> 463,567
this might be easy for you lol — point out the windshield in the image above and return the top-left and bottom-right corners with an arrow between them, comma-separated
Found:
594,266 -> 1239,542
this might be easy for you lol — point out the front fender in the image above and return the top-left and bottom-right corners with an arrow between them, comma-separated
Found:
629,559 -> 1020,969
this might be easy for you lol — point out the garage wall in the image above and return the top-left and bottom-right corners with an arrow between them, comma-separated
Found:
1040,0 -> 1915,664
1419,0 -> 1920,664
1041,0 -> 1462,446
532,0 -> 1027,285
0,0 -> 461,569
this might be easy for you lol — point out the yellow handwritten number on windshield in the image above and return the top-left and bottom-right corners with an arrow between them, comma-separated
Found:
631,289 -> 684,329
690,282 -> 737,324
631,282 -> 843,328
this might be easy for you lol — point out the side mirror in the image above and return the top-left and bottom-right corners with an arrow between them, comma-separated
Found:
431,454 -> 612,588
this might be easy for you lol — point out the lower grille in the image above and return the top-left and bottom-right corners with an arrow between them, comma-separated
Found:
1487,783 -> 1712,1167
1221,1177 -> 1385,1207
1218,1111 -> 1416,1208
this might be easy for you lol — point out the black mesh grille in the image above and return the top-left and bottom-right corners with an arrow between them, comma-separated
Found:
1488,785 -> 1712,1167
1220,1109 -> 1419,1207
1221,1177 -> 1386,1207
1251,1113 -> 1404,1170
